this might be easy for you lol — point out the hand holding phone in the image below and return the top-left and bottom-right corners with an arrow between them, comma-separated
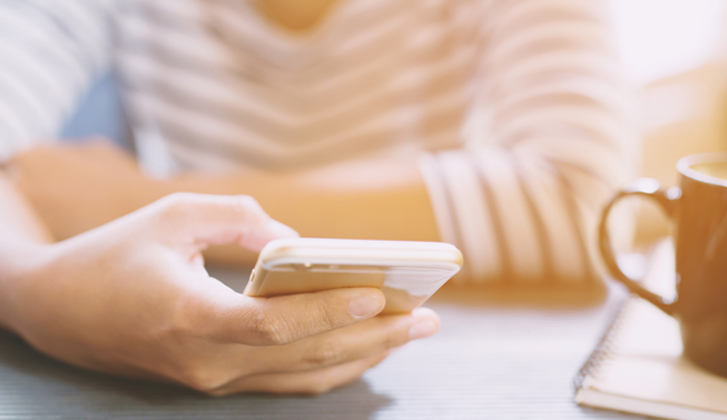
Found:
244,238 -> 463,314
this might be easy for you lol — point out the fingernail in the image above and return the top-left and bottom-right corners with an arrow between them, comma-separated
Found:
408,319 -> 438,340
349,295 -> 384,318
267,220 -> 299,239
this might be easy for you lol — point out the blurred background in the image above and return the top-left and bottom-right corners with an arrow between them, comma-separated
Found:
60,0 -> 727,248
608,0 -> 727,244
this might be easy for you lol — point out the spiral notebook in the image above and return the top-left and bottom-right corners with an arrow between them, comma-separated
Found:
574,296 -> 727,420
575,240 -> 727,420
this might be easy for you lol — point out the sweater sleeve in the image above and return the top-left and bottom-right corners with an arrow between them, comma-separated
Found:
418,0 -> 639,284
0,0 -> 114,161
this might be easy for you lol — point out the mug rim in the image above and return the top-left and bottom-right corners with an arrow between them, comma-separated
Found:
677,152 -> 727,188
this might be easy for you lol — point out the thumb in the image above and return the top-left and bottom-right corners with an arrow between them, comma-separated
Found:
147,193 -> 298,252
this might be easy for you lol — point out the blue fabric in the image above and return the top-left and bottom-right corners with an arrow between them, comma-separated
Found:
59,72 -> 132,151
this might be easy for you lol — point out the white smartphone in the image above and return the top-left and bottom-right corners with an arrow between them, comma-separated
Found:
243,238 -> 463,314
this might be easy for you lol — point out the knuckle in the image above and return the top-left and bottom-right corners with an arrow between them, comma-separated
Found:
164,192 -> 198,207
312,299 -> 338,331
204,388 -> 231,397
304,340 -> 343,368
237,195 -> 260,208
302,378 -> 339,395
158,193 -> 199,219
248,307 -> 289,345
234,195 -> 265,218
260,322 -> 288,346
178,364 -> 227,394
306,383 -> 333,396
384,327 -> 409,349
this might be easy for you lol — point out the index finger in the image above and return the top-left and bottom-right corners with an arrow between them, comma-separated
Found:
148,193 -> 299,252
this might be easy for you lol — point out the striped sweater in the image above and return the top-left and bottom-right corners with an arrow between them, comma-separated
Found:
0,0 -> 638,284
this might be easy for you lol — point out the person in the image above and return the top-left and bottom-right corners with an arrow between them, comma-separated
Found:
0,0 -> 637,393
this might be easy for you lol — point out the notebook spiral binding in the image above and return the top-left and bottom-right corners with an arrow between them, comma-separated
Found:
573,296 -> 636,392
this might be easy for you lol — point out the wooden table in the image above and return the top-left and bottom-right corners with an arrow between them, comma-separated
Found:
0,268 -> 650,420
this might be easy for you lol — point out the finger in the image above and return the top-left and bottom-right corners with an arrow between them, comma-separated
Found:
148,193 -> 298,252
210,351 -> 390,396
247,307 -> 440,374
196,286 -> 387,346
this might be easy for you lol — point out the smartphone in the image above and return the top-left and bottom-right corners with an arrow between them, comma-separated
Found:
243,238 -> 463,314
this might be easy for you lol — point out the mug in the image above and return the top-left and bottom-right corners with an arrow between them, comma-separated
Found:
599,152 -> 727,377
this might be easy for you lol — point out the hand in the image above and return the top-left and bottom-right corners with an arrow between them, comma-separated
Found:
0,193 -> 440,395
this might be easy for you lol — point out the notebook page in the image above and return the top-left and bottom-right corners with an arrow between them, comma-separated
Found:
590,299 -> 727,413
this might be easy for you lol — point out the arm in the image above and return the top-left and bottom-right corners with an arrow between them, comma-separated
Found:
9,143 -> 440,265
0,173 -> 439,394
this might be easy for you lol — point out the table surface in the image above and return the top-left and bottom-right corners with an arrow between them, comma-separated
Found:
0,267 -> 652,420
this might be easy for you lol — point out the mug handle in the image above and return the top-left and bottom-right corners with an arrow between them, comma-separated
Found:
598,178 -> 680,316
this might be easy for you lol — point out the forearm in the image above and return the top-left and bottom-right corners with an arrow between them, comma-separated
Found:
12,144 -> 440,267
176,158 -> 441,265
191,159 -> 439,239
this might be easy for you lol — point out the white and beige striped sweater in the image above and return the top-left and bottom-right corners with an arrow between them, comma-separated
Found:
0,0 -> 638,284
